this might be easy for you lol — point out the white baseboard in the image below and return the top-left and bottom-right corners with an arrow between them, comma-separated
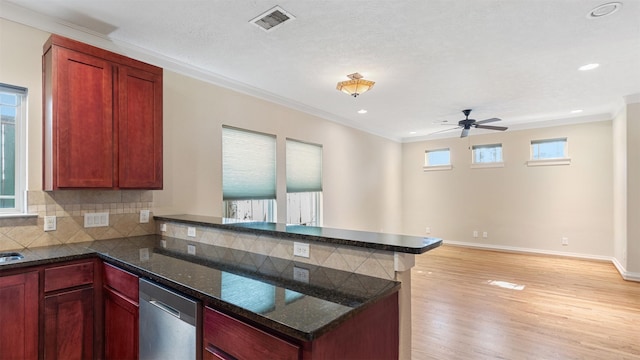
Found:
612,257 -> 640,282
443,240 -> 640,282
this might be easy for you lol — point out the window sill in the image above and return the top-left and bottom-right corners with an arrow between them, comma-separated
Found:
0,213 -> 38,219
470,162 -> 504,169
526,158 -> 571,167
423,164 -> 453,172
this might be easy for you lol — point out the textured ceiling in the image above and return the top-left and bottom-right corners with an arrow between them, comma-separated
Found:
2,0 -> 639,141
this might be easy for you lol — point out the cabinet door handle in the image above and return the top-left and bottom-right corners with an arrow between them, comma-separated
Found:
205,343 -> 237,360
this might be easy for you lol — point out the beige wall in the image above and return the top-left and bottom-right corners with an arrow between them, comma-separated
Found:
156,70 -> 403,233
402,121 -> 614,258
613,107 -> 627,269
625,101 -> 640,273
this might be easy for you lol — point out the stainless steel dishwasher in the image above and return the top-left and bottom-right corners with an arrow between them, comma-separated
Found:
139,278 -> 201,360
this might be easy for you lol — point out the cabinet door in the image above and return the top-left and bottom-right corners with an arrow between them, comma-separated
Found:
44,287 -> 94,360
0,272 -> 38,360
104,287 -> 139,360
118,66 -> 163,189
52,47 -> 114,188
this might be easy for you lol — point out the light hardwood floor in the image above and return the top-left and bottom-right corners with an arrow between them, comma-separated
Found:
411,245 -> 640,360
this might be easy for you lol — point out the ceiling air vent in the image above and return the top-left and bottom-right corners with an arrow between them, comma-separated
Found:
249,6 -> 295,31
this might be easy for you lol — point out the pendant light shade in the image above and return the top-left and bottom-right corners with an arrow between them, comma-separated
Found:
336,73 -> 375,97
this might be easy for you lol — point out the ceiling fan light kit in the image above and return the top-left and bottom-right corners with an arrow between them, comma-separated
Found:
336,73 -> 375,97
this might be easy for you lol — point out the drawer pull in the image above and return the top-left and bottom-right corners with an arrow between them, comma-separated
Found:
205,343 -> 237,360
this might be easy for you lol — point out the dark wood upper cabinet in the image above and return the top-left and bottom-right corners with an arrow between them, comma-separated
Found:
43,34 -> 163,190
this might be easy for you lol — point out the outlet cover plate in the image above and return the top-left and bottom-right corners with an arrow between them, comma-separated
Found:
187,227 -> 196,237
293,242 -> 310,258
140,210 -> 150,223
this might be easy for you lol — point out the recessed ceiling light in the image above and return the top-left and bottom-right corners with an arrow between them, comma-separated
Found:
579,63 -> 600,71
571,109 -> 583,114
357,109 -> 367,114
587,2 -> 622,19
409,131 -> 417,134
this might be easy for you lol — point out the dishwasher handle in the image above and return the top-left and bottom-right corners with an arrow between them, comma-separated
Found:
149,299 -> 181,318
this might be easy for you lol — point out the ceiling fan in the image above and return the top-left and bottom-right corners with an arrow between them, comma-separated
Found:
432,109 -> 508,138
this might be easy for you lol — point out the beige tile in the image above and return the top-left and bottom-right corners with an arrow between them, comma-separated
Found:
0,234 -> 23,251
28,233 -> 63,248
6,225 -> 43,247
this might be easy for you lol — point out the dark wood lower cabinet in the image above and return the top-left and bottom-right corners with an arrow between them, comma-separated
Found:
44,287 -> 94,360
104,286 -> 139,359
0,271 -> 39,360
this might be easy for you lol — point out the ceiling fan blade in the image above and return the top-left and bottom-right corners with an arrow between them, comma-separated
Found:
460,128 -> 470,138
428,126 -> 462,136
475,124 -> 508,131
475,117 -> 501,125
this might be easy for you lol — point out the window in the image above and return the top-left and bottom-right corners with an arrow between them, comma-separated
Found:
286,139 -> 322,226
222,126 -> 276,222
424,148 -> 451,171
528,138 -> 570,166
472,143 -> 504,168
0,84 -> 26,214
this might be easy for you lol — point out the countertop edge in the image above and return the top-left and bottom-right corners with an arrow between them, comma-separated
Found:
154,215 -> 443,254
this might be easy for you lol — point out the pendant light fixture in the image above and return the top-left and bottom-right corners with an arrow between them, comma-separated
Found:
336,73 -> 375,97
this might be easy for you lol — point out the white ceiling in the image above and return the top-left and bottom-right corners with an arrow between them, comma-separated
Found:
2,0 -> 639,142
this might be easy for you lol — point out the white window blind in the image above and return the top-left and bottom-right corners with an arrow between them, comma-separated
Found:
222,126 -> 276,200
286,139 -> 322,193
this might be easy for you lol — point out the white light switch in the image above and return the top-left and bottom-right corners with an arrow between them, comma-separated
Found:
44,216 -> 56,231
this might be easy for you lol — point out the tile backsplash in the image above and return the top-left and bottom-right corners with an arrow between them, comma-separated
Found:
0,190 -> 155,251
159,221 -> 397,280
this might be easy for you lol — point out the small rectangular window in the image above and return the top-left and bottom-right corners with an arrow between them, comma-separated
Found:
472,144 -> 503,164
424,148 -> 452,171
528,138 -> 570,166
0,83 -> 27,214
531,138 -> 567,159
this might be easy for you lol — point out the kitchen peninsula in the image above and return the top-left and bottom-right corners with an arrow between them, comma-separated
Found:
155,214 -> 443,360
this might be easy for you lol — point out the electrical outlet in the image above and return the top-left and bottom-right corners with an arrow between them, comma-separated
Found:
473,230 -> 478,238
293,242 -> 310,258
293,266 -> 310,283
562,237 -> 569,246
160,223 -> 167,232
160,240 -> 167,248
84,212 -> 109,228
140,209 -> 150,223
482,231 -> 488,238
425,226 -> 431,234
187,227 -> 196,237
44,216 -> 56,231
187,244 -> 196,255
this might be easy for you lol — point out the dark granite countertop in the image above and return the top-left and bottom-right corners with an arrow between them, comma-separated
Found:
155,214 -> 443,254
0,235 -> 400,341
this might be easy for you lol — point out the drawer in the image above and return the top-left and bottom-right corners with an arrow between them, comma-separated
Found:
44,261 -> 94,292
103,262 -> 138,302
204,307 -> 300,360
